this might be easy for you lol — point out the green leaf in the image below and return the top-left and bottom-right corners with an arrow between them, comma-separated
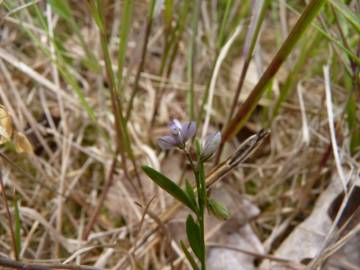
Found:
198,161 -> 205,184
13,195 -> 21,259
186,215 -> 203,261
329,0 -> 360,34
194,139 -> 201,160
117,0 -> 133,91
49,0 -> 71,20
185,179 -> 197,211
164,0 -> 174,30
89,0 -> 105,33
142,166 -> 196,212
180,240 -> 200,270
207,198 -> 230,220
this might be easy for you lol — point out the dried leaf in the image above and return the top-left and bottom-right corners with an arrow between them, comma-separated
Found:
0,105 -> 13,144
14,132 -> 33,154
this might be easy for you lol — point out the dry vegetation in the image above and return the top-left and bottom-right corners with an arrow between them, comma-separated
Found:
0,0 -> 359,269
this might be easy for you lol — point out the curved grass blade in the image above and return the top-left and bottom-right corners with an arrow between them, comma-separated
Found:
329,0 -> 360,34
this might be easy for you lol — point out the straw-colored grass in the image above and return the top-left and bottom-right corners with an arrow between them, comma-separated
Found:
0,1 -> 359,269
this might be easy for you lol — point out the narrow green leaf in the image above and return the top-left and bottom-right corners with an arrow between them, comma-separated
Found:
142,166 -> 196,212
207,198 -> 230,220
186,214 -> 203,261
217,0 -> 233,48
194,139 -> 201,160
185,179 -> 197,211
117,0 -> 133,91
329,0 -> 360,33
164,0 -> 174,31
197,161 -> 206,207
284,3 -> 360,65
347,92 -> 360,155
125,0 -> 156,121
13,196 -> 21,259
180,240 -> 200,270
49,0 -> 71,20
187,0 -> 200,120
89,0 -> 104,33
49,0 -> 99,72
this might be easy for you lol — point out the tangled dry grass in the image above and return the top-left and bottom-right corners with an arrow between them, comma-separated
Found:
0,1 -> 359,269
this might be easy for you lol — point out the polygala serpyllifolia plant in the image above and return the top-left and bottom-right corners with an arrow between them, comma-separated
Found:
142,119 -> 229,270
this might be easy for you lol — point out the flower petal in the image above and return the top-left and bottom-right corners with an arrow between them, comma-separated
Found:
200,131 -> 221,161
181,121 -> 196,141
169,119 -> 182,135
157,135 -> 179,150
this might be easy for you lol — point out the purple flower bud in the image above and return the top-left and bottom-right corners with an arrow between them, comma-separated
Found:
181,121 -> 196,141
169,119 -> 182,135
157,135 -> 180,150
157,119 -> 197,150
200,131 -> 221,161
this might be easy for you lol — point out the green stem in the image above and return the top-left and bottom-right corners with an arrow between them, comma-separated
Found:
197,162 -> 206,270
185,151 -> 206,269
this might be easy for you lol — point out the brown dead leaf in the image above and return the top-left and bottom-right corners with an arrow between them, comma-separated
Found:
14,132 -> 34,154
0,105 -> 14,144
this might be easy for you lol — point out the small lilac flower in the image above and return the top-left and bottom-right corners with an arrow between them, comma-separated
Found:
158,119 -> 196,150
200,131 -> 221,161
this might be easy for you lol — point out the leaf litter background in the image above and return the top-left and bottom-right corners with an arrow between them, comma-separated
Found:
0,1 -> 359,270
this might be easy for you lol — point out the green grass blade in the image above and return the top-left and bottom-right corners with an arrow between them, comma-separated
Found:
271,30 -> 322,119
13,195 -> 21,259
117,0 -> 133,92
126,0 -> 156,122
216,0 -> 233,49
329,0 -> 360,33
223,0 -> 327,142
164,0 -> 174,31
187,0 -> 200,120
11,7 -> 98,123
226,0 -> 270,123
285,2 -> 360,66
49,0 -> 99,72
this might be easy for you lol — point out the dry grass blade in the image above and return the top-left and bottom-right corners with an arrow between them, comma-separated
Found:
1,0 -> 358,268
0,171 -> 19,260
0,256 -> 100,270
323,65 -> 347,192
201,25 -> 242,140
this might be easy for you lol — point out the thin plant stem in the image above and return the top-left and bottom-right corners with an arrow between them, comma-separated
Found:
197,162 -> 206,270
0,171 -> 19,260
226,0 -> 269,124
82,151 -> 118,240
187,0 -> 200,120
0,256 -> 100,270
117,0 -> 134,95
184,151 -> 206,270
93,0 -> 144,200
126,0 -> 156,122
